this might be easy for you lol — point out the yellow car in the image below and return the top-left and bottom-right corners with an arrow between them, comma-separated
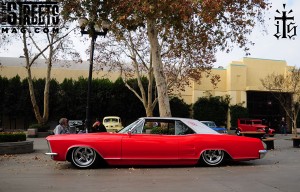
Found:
103,116 -> 123,132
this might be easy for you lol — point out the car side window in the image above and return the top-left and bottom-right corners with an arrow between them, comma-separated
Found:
175,121 -> 195,135
142,121 -> 175,135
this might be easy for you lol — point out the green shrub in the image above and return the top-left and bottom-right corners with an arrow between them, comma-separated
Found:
150,127 -> 175,135
230,104 -> 249,128
193,95 -> 230,126
0,132 -> 26,142
170,97 -> 191,118
150,127 -> 168,134
29,124 -> 50,132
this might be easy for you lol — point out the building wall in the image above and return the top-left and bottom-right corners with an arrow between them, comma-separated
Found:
0,57 -> 121,82
243,57 -> 287,90
192,67 -> 227,104
0,56 -> 290,105
190,57 -> 289,105
227,62 -> 247,106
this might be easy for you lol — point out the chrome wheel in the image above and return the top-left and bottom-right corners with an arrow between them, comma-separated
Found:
71,147 -> 97,168
201,150 -> 224,166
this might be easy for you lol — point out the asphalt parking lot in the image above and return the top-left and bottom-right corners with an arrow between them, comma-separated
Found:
0,134 -> 300,192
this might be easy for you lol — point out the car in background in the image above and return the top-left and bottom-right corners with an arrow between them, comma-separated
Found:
200,121 -> 227,134
237,118 -> 275,136
68,120 -> 84,133
103,116 -> 123,132
46,117 -> 267,169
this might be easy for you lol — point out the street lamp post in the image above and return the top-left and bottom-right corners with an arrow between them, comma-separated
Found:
78,18 -> 109,133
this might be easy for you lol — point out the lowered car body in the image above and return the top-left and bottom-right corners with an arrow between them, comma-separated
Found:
46,117 -> 267,168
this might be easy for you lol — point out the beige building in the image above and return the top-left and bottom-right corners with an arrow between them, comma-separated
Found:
1,57 -> 289,103
0,56 -> 292,129
0,57 -> 123,82
183,57 -> 290,105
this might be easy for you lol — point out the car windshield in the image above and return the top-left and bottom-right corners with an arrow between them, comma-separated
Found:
68,120 -> 83,126
104,118 -> 119,123
118,119 -> 143,133
202,121 -> 217,128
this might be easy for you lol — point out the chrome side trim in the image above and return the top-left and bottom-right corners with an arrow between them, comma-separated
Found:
259,149 -> 267,159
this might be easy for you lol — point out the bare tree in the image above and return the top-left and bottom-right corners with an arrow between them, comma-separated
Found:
93,27 -> 220,117
60,0 -> 270,117
261,67 -> 300,137
22,24 -> 80,125
93,29 -> 158,117
1,4 -> 80,125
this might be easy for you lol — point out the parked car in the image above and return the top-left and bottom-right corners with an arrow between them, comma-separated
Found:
102,116 -> 123,132
45,117 -> 267,169
237,118 -> 275,136
68,120 -> 84,133
200,121 -> 227,133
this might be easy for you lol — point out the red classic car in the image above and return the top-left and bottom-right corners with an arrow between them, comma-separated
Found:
46,117 -> 267,169
236,118 -> 275,136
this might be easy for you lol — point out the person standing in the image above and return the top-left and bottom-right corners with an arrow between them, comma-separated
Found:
92,118 -> 107,132
280,117 -> 287,135
92,118 -> 101,133
53,118 -> 70,135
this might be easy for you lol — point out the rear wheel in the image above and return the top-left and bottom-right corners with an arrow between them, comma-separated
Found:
71,147 -> 98,168
201,150 -> 224,166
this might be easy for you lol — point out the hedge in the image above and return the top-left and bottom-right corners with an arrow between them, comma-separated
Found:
0,132 -> 27,142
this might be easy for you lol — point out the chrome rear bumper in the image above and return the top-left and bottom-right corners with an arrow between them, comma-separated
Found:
259,149 -> 267,159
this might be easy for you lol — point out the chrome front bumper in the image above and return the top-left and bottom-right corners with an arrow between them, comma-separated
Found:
259,149 -> 267,159
45,152 -> 58,156
45,140 -> 57,158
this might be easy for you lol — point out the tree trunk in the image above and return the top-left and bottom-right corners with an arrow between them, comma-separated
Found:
292,111 -> 298,137
22,32 -> 43,125
42,57 -> 52,124
42,39 -> 55,125
26,68 -> 43,124
147,19 -> 171,117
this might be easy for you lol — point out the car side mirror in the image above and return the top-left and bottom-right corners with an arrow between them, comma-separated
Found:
128,130 -> 132,137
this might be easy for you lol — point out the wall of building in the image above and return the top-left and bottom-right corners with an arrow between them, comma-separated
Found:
190,57 -> 289,105
0,57 -> 121,82
0,56 -> 290,106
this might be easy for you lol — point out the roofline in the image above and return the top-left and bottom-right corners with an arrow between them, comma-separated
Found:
140,117 -> 194,121
243,57 -> 286,62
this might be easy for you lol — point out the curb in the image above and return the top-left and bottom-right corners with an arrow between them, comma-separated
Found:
0,140 -> 34,155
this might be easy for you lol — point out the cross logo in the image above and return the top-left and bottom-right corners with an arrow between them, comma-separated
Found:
274,4 -> 297,40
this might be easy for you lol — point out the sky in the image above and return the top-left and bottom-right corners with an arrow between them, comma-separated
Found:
0,0 -> 299,68
214,0 -> 300,68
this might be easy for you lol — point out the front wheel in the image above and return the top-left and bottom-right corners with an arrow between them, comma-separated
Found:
71,147 -> 98,168
201,150 -> 224,166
